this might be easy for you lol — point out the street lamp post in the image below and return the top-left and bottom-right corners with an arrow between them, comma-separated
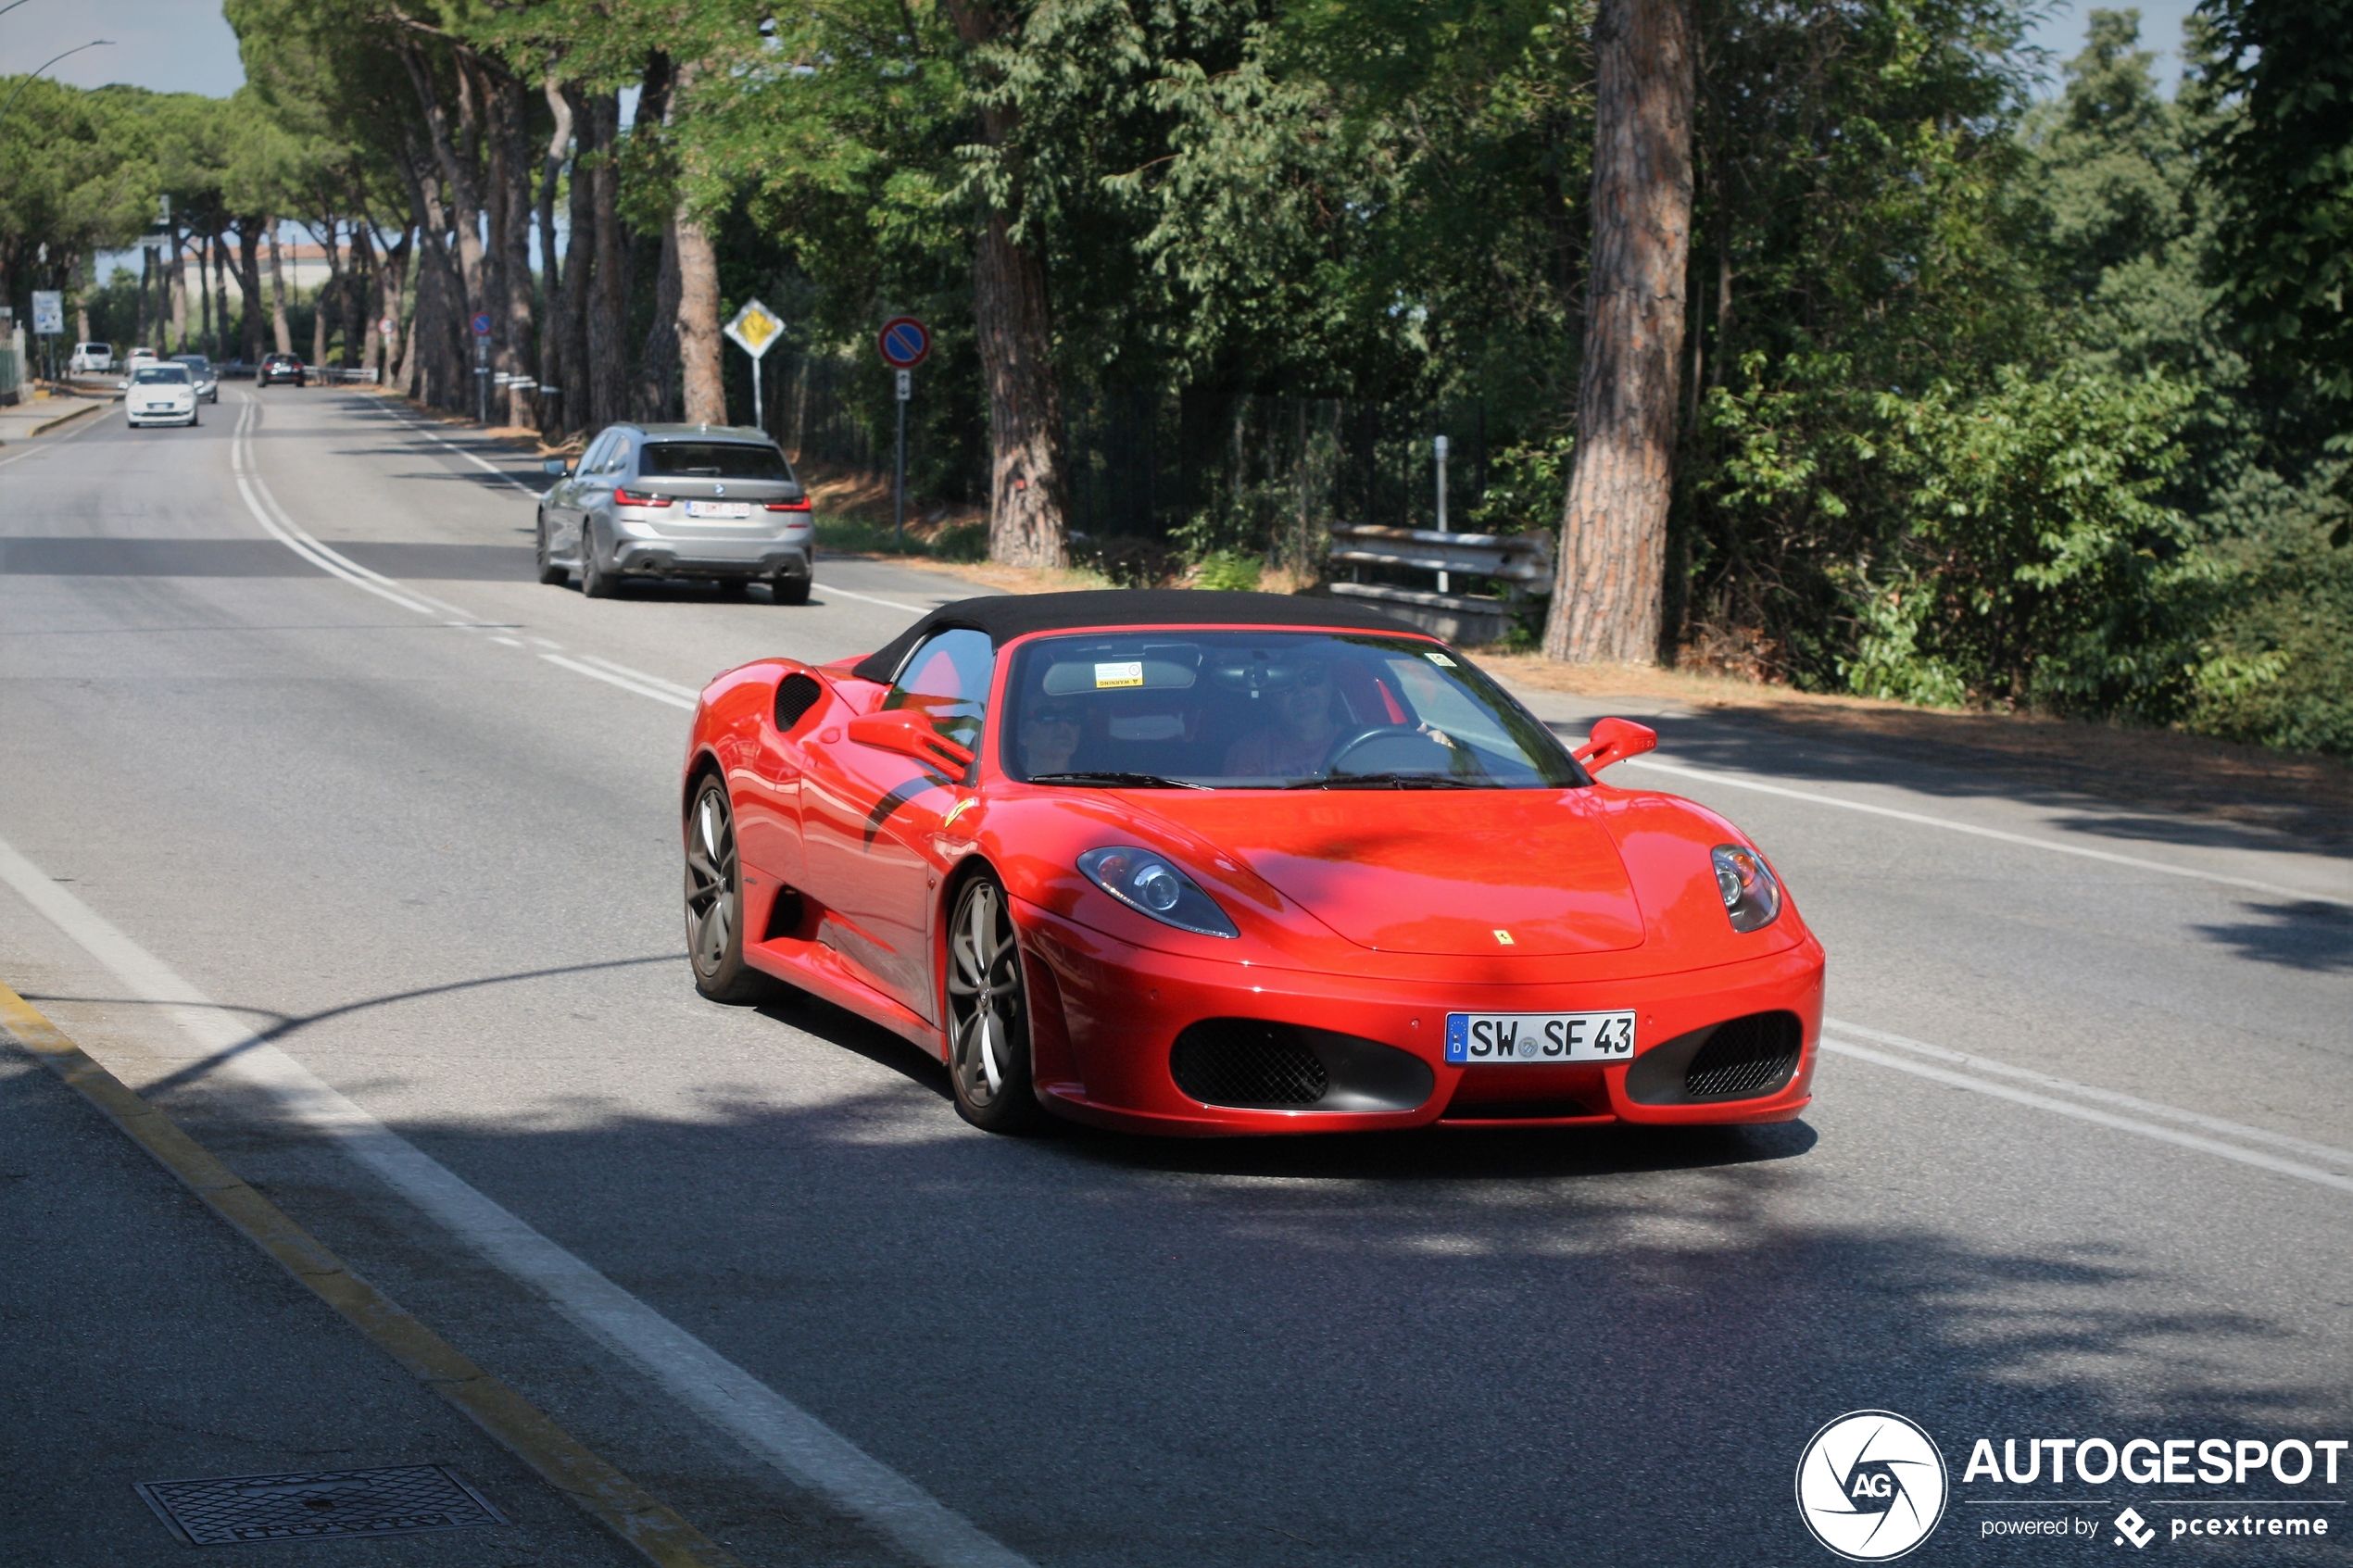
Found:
0,40 -> 113,128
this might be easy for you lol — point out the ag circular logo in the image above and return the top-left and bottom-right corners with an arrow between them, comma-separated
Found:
1795,1410 -> 1949,1561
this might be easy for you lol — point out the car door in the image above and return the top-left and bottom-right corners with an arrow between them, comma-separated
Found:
552,433 -> 608,539
796,629 -> 994,1022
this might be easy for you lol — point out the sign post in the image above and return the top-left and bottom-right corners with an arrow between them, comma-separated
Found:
1433,433 -> 1452,592
724,299 -> 785,433
471,311 -> 492,423
877,317 -> 931,546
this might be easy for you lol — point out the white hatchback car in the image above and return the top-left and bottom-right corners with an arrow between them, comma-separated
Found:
125,362 -> 200,428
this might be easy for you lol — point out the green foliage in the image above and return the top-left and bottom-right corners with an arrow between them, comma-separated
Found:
1193,548 -> 1263,591
1843,366 -> 2202,714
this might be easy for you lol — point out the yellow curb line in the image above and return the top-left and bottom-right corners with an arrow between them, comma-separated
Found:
0,982 -> 748,1568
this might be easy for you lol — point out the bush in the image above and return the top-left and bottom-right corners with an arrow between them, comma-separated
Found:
1193,549 -> 1263,592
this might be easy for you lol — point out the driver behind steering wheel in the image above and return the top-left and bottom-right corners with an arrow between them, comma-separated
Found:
1222,657 -> 1344,778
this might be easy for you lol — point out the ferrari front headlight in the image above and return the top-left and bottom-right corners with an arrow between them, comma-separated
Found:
1711,844 -> 1782,933
1077,847 -> 1239,938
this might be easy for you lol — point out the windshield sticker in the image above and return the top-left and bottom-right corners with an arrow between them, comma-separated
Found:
1094,661 -> 1144,689
1426,651 -> 1457,667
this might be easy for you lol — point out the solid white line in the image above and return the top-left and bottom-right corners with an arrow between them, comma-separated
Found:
815,582 -> 928,614
365,402 -> 543,495
573,653 -> 701,701
1621,755 -> 2352,909
230,397 -> 474,619
1820,1038 -> 2353,1198
541,654 -> 696,710
0,833 -> 1034,1568
1825,1017 -> 2353,1172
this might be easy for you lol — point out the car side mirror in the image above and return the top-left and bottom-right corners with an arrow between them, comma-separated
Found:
543,458 -> 570,476
847,710 -> 975,775
1574,717 -> 1657,774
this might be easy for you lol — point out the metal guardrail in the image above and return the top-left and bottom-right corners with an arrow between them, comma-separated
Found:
319,366 -> 382,384
1327,522 -> 1552,646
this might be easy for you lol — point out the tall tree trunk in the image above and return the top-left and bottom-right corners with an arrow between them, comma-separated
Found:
484,60 -> 537,429
635,220 -> 682,421
168,220 -> 190,352
537,73 -> 573,433
266,226 -> 294,355
197,228 -> 215,358
311,220 -> 337,369
237,224 -> 266,362
664,59 -> 726,426
379,227 -> 412,386
556,84 -> 597,438
1541,0 -> 1694,664
942,1 -> 1069,568
585,89 -> 630,431
397,40 -> 487,320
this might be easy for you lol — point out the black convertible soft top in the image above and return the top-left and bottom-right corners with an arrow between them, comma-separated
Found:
848,589 -> 1425,684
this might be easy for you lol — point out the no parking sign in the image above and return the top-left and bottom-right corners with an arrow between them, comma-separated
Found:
877,317 -> 930,370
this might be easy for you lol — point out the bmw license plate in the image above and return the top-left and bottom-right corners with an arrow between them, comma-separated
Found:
686,500 -> 751,519
1445,1010 -> 1636,1064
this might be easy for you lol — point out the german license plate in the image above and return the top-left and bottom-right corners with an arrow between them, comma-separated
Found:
1444,1010 -> 1636,1064
686,500 -> 751,519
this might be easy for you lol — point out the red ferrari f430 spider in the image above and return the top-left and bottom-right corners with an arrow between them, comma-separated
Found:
683,591 -> 1824,1135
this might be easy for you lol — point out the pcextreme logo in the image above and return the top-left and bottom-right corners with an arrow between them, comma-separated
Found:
1796,1410 -> 1952,1562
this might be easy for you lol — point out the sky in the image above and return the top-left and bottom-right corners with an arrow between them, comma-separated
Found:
2025,0 -> 2203,87
1,0 -> 245,99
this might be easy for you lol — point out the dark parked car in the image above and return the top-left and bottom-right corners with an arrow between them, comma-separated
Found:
258,352 -> 307,388
536,424 -> 815,602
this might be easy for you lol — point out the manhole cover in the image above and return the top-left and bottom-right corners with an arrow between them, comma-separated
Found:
133,1464 -> 507,1546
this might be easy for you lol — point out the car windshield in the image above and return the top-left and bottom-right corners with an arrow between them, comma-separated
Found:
1000,630 -> 1583,789
639,442 -> 792,480
174,357 -> 211,372
132,366 -> 191,384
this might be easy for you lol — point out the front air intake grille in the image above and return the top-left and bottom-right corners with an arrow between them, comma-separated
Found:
774,672 -> 824,731
1682,1011 -> 1802,1099
1171,1021 -> 1330,1107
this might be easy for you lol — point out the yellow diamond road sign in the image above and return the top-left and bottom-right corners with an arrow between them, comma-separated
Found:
725,300 -> 784,358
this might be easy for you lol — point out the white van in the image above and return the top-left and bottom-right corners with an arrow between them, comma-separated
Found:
68,342 -> 113,374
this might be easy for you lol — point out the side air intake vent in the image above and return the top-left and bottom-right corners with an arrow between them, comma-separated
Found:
1682,1012 -> 1803,1099
774,672 -> 824,731
1168,1021 -> 1435,1112
1172,1022 -> 1328,1107
1622,1010 -> 1805,1105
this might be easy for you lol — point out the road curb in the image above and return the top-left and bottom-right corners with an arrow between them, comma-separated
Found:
0,981 -> 749,1568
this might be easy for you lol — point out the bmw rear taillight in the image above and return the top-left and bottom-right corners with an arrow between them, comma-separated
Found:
764,498 -> 812,512
612,486 -> 671,508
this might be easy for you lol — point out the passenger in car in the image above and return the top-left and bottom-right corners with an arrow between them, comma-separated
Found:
1019,702 -> 1084,777
1221,659 -> 1344,777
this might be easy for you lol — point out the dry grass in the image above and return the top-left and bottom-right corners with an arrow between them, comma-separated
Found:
1484,652 -> 2353,842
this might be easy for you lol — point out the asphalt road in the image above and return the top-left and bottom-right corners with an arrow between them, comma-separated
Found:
2,387 -> 2347,1568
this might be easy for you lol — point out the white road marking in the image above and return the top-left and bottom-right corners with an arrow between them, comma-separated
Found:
230,397 -> 465,620
1826,1017 -> 2353,1171
1621,755 -> 2352,909
0,833 -> 1036,1568
364,402 -> 543,495
541,654 -> 697,710
573,654 -> 701,701
1821,1038 -> 2353,1198
814,583 -> 929,614
0,401 -> 119,469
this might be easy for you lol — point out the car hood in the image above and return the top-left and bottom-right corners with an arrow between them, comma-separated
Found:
1130,789 -> 1647,956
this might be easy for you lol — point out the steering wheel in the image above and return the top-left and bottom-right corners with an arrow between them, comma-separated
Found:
1321,724 -> 1420,775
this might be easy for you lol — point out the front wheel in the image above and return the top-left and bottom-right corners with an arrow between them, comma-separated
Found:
945,874 -> 1050,1134
535,514 -> 567,585
685,776 -> 769,1003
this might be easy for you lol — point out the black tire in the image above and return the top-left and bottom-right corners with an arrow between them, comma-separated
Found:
535,514 -> 568,585
945,873 -> 1051,1134
579,525 -> 618,598
685,776 -> 770,1003
774,574 -> 811,606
